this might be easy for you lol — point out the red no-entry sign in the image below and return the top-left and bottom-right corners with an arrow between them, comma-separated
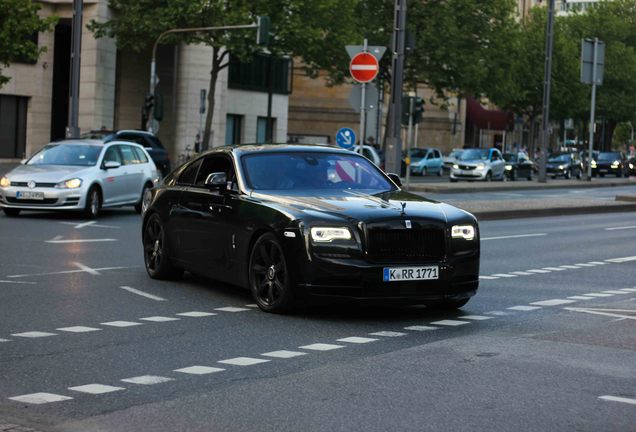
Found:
349,52 -> 379,83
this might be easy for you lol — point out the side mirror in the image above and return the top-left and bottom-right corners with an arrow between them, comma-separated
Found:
387,173 -> 402,187
205,172 -> 227,189
103,161 -> 121,170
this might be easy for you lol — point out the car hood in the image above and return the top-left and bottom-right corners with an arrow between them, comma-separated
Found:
250,189 -> 472,224
456,159 -> 487,166
6,165 -> 94,182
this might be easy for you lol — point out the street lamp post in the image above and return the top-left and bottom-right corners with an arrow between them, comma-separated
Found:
538,0 -> 556,183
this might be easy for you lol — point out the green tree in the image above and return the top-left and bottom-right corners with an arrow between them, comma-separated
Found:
90,0 -> 358,148
0,0 -> 56,88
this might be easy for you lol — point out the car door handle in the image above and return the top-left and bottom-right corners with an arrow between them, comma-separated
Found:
209,203 -> 232,212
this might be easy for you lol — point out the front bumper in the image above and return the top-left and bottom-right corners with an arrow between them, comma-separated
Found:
0,185 -> 87,211
449,167 -> 488,180
593,164 -> 622,175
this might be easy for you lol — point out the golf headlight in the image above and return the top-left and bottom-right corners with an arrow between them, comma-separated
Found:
0,176 -> 9,188
505,165 -> 512,171
611,161 -> 619,168
477,163 -> 485,169
55,178 -> 82,189
310,227 -> 352,242
591,160 -> 597,168
452,225 -> 476,240
452,164 -> 459,169
558,165 -> 565,170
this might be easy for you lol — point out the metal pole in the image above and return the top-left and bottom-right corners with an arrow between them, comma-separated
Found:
405,95 -> 414,190
358,39 -> 368,154
587,37 -> 599,180
538,0 -> 556,183
385,0 -> 407,175
266,55 -> 274,143
376,73 -> 384,146
66,0 -> 83,139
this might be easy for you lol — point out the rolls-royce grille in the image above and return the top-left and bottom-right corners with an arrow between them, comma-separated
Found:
367,228 -> 445,262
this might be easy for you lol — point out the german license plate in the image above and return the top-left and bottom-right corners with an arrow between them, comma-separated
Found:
383,266 -> 439,282
16,191 -> 44,200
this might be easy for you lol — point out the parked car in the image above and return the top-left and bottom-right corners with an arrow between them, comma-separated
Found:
142,144 -> 480,313
449,148 -> 506,182
82,129 -> 171,176
409,148 -> 444,176
351,145 -> 382,167
592,151 -> 627,177
503,152 -> 535,181
443,149 -> 464,171
546,153 -> 583,179
0,140 -> 159,218
626,157 -> 636,177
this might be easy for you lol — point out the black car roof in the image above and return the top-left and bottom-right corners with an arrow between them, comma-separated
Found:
200,143 -> 354,158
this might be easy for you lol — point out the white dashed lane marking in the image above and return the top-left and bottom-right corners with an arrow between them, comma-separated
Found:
574,263 -> 596,267
261,350 -> 307,359
370,331 -> 407,337
56,326 -> 101,333
140,316 -> 181,322
479,276 -> 500,280
0,280 -> 37,284
0,338 -> 11,342
507,306 -> 542,311
568,296 -> 594,300
526,269 -> 551,274
559,265 -> 581,269
621,288 -> 636,292
583,293 -> 614,297
218,357 -> 270,366
602,290 -> 630,294
404,325 -> 438,331
491,273 -> 517,278
605,256 -> 636,263
485,311 -> 511,316
11,331 -> 57,338
481,233 -> 546,241
511,271 -> 535,276
8,393 -> 73,404
541,267 -> 566,271
461,315 -> 494,321
120,375 -> 174,385
176,311 -> 217,318
173,366 -> 224,375
530,299 -> 577,306
100,321 -> 143,328
337,337 -> 378,344
214,307 -> 250,313
68,384 -> 125,395
430,320 -> 470,326
599,395 -> 636,405
299,343 -> 345,351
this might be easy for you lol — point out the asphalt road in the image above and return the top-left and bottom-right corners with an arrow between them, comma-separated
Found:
1,209 -> 635,432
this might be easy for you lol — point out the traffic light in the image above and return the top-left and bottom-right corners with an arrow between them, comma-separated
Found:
257,16 -> 270,46
413,96 -> 424,124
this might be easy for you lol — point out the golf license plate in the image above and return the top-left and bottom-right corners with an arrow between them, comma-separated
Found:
16,191 -> 44,200
383,266 -> 439,282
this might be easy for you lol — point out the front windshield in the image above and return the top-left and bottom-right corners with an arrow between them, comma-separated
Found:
598,152 -> 619,161
28,144 -> 102,167
459,149 -> 489,161
548,154 -> 571,163
242,151 -> 395,192
409,148 -> 428,159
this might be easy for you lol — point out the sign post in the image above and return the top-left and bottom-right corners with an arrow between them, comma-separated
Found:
581,38 -> 605,180
348,40 -> 381,154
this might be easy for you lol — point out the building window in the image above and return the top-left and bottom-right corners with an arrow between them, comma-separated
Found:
226,114 -> 243,145
228,54 -> 292,94
256,117 -> 276,144
0,95 -> 28,158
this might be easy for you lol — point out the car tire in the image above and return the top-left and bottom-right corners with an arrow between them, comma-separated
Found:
485,171 -> 492,182
2,208 -> 20,217
143,213 -> 183,280
421,167 -> 427,176
437,168 -> 442,177
527,171 -> 533,181
427,298 -> 470,310
576,170 -> 582,180
249,232 -> 295,314
135,184 -> 152,214
83,186 -> 102,219
450,178 -> 458,183
564,169 -> 571,180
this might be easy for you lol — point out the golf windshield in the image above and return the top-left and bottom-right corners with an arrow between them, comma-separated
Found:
28,144 -> 102,167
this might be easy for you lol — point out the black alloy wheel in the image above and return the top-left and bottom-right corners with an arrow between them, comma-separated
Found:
249,233 -> 294,313
84,186 -> 101,219
143,213 -> 182,279
2,208 -> 20,217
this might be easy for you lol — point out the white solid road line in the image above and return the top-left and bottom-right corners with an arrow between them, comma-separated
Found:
120,285 -> 166,302
0,280 -> 36,284
45,236 -> 117,244
481,233 -> 547,241
599,395 -> 636,405
6,266 -> 135,279
60,221 -> 120,229
605,225 -> 636,231
565,308 -> 636,320
530,299 -> 577,306
73,262 -> 101,276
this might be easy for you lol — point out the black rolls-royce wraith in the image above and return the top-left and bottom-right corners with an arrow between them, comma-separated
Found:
142,144 -> 480,313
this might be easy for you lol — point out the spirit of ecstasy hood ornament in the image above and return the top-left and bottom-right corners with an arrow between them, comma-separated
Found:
400,202 -> 406,215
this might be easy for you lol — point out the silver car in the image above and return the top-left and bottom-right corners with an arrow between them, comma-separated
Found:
449,148 -> 506,182
0,140 -> 159,218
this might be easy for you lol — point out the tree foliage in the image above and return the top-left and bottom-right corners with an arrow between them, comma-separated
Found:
0,0 -> 56,88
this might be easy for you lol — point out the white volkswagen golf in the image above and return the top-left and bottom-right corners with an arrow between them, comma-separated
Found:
0,140 -> 160,218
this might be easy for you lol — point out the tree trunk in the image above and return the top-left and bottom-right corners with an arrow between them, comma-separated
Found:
202,47 -> 221,151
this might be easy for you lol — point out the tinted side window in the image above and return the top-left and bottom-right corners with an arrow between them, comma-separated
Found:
148,136 -> 165,149
103,146 -> 122,164
117,134 -> 147,147
362,148 -> 374,160
132,146 -> 149,163
177,159 -> 202,185
434,150 -> 441,158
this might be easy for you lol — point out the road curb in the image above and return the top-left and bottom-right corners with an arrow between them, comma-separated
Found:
616,195 -> 636,202
408,179 -> 636,194
473,203 -> 636,221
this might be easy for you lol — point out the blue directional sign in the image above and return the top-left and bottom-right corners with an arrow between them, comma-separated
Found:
336,127 -> 356,149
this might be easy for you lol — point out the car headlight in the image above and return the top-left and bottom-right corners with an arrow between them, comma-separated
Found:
310,227 -> 352,242
477,163 -> 485,169
452,164 -> 459,169
505,165 -> 512,171
591,160 -> 597,168
452,225 -> 476,241
0,176 -> 9,188
558,165 -> 565,170
55,178 -> 83,189
611,161 -> 619,168
630,163 -> 634,169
